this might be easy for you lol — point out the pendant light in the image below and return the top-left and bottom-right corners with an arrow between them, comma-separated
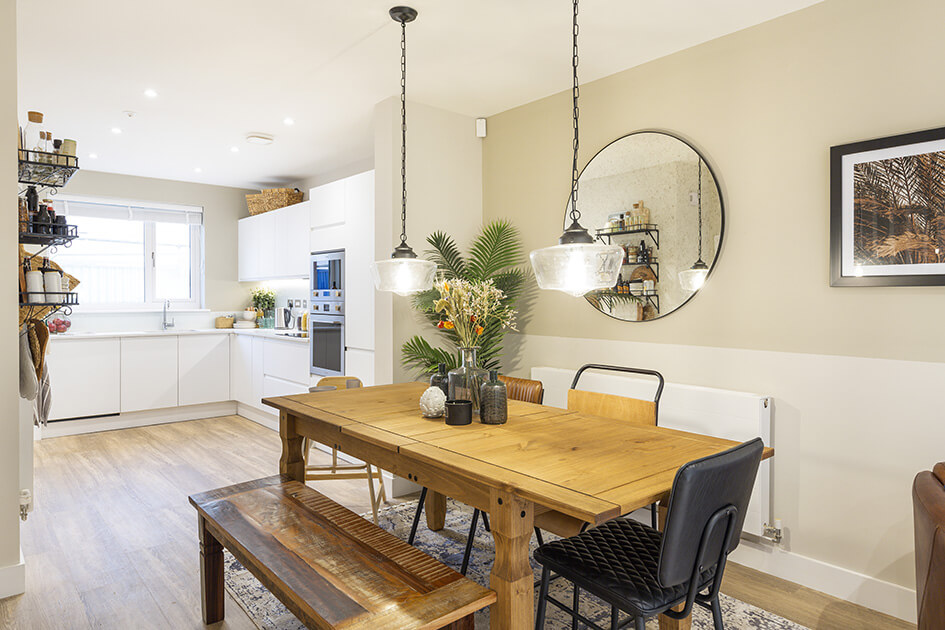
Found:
678,158 -> 710,292
371,6 -> 436,296
529,0 -> 623,297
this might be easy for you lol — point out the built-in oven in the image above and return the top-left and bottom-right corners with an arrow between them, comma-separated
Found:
310,311 -> 345,377
310,249 -> 345,376
311,249 -> 344,301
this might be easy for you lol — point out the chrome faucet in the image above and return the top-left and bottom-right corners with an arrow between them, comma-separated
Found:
162,299 -> 175,331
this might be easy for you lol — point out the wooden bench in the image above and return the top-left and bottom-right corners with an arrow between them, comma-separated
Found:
189,475 -> 496,629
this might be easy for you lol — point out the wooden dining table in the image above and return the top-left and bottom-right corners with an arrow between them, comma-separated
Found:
264,382 -> 773,630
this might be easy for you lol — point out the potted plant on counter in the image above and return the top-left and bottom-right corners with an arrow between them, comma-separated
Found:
251,287 -> 276,328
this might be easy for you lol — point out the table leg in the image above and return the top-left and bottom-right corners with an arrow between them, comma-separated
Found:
198,515 -> 224,624
489,489 -> 534,630
657,503 -> 691,630
279,410 -> 305,481
425,490 -> 447,531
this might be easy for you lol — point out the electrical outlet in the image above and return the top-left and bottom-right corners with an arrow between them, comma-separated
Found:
689,192 -> 699,206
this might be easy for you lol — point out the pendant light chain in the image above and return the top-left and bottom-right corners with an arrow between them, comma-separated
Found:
569,0 -> 581,224
697,159 -> 703,260
399,18 -> 408,246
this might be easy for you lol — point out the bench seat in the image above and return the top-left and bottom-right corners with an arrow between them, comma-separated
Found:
189,475 -> 496,630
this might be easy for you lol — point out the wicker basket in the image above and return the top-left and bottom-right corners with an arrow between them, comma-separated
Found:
245,187 -> 303,215
215,316 -> 234,329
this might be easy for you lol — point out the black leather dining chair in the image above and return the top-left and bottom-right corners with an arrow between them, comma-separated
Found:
533,438 -> 764,630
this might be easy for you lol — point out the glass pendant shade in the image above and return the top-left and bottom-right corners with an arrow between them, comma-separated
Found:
678,260 -> 709,292
371,255 -> 436,296
530,241 -> 624,297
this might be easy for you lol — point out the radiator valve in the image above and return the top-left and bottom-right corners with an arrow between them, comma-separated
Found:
762,518 -> 783,545
19,489 -> 32,521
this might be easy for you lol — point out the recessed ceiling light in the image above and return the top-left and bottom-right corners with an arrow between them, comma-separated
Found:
283,117 -> 294,126
246,133 -> 274,145
230,146 -> 239,153
144,88 -> 158,98
111,127 -> 122,134
88,153 -> 98,159
194,167 -> 203,173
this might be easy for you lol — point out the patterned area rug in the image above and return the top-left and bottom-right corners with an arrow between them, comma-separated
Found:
223,499 -> 808,629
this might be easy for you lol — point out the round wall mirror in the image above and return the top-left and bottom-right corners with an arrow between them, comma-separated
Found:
571,131 -> 724,321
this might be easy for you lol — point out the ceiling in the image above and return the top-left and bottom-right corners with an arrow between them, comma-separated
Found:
17,0 -> 821,190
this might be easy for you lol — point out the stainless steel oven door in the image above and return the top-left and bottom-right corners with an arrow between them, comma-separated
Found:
309,314 -> 345,376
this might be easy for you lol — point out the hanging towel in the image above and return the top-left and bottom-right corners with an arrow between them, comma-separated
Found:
19,327 -> 38,400
34,363 -> 51,427
28,318 -> 49,381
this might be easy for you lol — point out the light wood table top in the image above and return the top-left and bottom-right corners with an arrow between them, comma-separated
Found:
265,382 -> 773,630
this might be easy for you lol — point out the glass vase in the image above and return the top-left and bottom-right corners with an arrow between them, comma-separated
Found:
479,370 -> 508,425
448,347 -> 488,414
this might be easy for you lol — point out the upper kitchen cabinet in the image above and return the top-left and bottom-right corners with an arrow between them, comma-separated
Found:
238,201 -> 311,281
310,178 -> 345,228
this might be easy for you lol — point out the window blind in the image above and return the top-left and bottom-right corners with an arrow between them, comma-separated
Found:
54,200 -> 203,225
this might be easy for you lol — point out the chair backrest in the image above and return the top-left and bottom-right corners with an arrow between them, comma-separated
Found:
914,463 -> 945,630
316,376 -> 362,390
658,437 -> 764,588
567,364 -> 664,426
498,375 -> 544,404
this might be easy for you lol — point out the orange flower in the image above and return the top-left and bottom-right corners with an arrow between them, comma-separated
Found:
437,321 -> 445,329
443,320 -> 455,330
470,315 -> 477,323
475,325 -> 484,335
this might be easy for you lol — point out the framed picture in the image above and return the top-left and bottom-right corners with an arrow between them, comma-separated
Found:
830,126 -> 945,286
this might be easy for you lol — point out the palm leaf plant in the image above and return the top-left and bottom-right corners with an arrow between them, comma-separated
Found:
401,220 -> 527,375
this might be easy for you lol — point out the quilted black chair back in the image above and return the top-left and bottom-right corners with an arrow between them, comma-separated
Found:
657,437 -> 764,588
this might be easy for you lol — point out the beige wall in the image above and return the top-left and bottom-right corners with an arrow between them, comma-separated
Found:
482,0 -> 944,618
375,98 -> 484,384
485,0 -> 945,365
63,170 -> 254,310
0,0 -> 21,594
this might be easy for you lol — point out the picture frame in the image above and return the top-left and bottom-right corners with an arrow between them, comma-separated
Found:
830,125 -> 945,286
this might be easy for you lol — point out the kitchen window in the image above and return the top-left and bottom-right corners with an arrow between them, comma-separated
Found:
52,196 -> 204,310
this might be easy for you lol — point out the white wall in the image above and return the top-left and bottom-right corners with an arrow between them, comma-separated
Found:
1,0 -> 23,599
374,97 -> 484,384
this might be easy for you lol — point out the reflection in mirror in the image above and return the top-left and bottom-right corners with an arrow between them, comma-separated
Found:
573,131 -> 723,321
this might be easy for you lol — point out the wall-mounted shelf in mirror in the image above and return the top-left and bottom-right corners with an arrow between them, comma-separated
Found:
572,131 -> 724,322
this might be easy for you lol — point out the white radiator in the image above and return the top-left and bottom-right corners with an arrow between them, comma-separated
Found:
532,366 -> 772,538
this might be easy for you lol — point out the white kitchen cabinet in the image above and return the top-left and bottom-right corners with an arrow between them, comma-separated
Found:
120,336 -> 179,413
238,202 -> 311,281
310,179 -> 345,228
230,333 -> 253,407
251,337 -> 266,409
263,339 -> 309,385
344,348 -> 375,387
237,214 -> 259,280
47,338 -> 121,420
179,334 -> 229,406
262,375 -> 309,399
343,171 -> 375,352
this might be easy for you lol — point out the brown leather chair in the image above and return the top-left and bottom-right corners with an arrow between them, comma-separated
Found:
498,374 -> 544,404
913,462 -> 945,630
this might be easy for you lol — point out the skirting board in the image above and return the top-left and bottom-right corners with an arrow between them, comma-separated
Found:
40,402 -> 238,438
236,403 -> 405,498
730,540 -> 917,623
0,550 -> 25,600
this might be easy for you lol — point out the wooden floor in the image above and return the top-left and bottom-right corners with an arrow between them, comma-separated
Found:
0,415 -> 914,630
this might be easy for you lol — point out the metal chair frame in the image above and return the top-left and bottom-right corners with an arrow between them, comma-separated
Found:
570,364 -> 665,529
535,505 -> 738,630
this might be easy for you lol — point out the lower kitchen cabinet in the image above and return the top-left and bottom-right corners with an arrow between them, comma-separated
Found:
179,334 -> 230,406
230,333 -> 254,407
120,336 -> 179,413
47,337 -> 121,420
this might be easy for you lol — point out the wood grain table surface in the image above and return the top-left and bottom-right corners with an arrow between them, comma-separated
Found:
265,382 -> 774,630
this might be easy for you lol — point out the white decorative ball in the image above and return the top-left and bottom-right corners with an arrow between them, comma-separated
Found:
419,386 -> 447,418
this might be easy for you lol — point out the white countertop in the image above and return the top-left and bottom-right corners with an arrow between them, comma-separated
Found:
50,327 -> 310,344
